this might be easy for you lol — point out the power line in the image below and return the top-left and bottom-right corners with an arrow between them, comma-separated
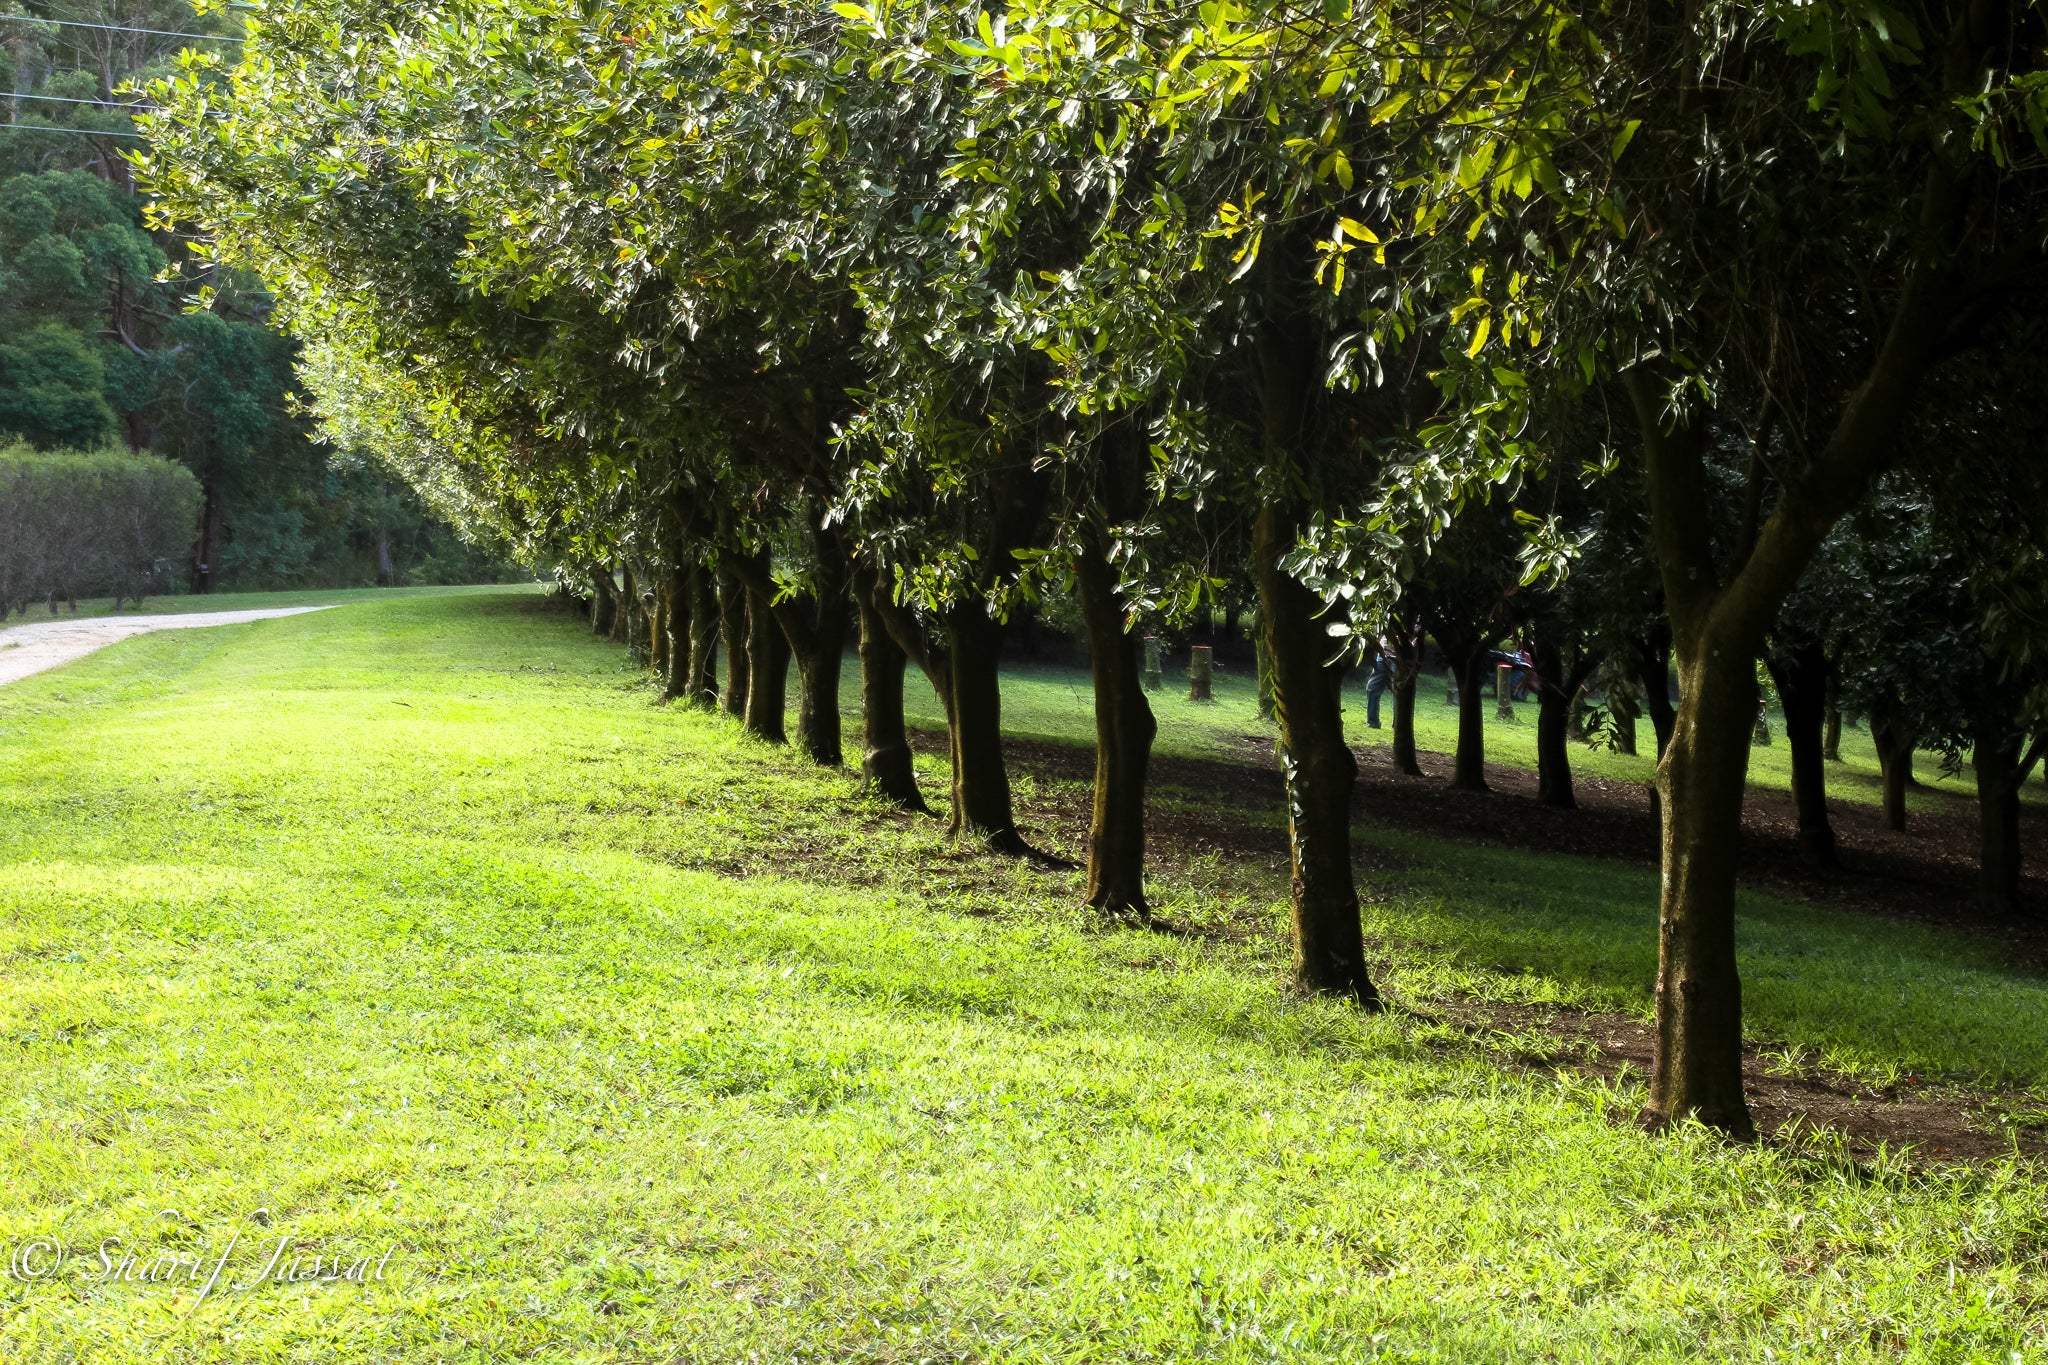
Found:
7,90 -> 160,110
0,15 -> 235,41
0,121 -> 143,137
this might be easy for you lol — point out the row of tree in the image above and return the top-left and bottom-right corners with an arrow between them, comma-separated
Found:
0,444 -> 200,615
140,0 -> 2048,1139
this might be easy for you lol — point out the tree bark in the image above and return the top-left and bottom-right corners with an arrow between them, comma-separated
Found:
1256,633 -> 1276,720
1870,698 -> 1916,833
1626,195 -> 1972,1131
1822,675 -> 1843,762
589,564 -> 617,639
651,569 -> 672,680
730,520 -> 851,766
1247,275 -> 1382,1003
1534,640 -> 1595,809
1651,627 -> 1759,1138
942,605 -> 1029,853
1765,640 -> 1839,867
863,582 -> 1034,855
1254,501 -> 1380,1005
661,563 -> 688,700
1973,716 -> 2028,916
1389,627 -> 1423,776
611,564 -> 634,646
738,556 -> 790,744
1453,651 -> 1490,789
684,564 -> 720,707
789,608 -> 849,766
853,569 -> 929,811
717,563 -> 749,719
1076,532 -> 1156,916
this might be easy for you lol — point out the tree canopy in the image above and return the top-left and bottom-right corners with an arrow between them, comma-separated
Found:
139,0 -> 2048,1138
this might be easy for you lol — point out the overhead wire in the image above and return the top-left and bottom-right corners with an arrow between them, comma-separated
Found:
0,121 -> 143,137
6,90 -> 160,109
0,19 -> 240,136
0,15 -> 235,41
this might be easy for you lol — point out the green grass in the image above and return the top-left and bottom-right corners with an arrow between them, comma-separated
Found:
1,581 -> 532,623
895,654 -> 2023,819
2,592 -> 2045,1363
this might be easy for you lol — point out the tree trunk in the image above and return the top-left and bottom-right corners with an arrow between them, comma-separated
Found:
1822,675 -> 1843,762
651,570 -> 672,681
611,564 -> 634,646
1973,716 -> 2026,916
1389,631 -> 1423,776
1534,640 -> 1594,809
1606,678 -> 1642,755
717,564 -> 749,719
192,471 -> 223,593
589,565 -> 617,639
633,569 -> 653,664
1650,629 -> 1759,1139
740,560 -> 789,744
942,606 -> 1029,853
1256,633 -> 1275,720
1637,633 -> 1677,759
1247,273 -> 1379,1005
685,564 -> 720,707
1870,699 -> 1916,833
727,521 -> 850,766
1449,646 -> 1489,791
1625,150 -> 1970,1136
661,564 -> 688,700
854,570 -> 929,811
789,525 -> 851,766
787,600 -> 848,766
1254,501 -> 1380,1005
1766,641 -> 1839,867
1076,533 -> 1155,916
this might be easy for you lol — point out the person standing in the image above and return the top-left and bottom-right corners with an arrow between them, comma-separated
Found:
1366,635 -> 1396,729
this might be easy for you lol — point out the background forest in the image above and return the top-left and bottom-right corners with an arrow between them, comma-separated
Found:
0,0 -> 510,599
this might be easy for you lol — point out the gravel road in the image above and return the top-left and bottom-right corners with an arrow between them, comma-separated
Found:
0,607 -> 334,686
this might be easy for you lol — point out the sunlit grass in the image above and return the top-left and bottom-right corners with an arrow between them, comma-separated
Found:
0,581 -> 532,624
1,592 -> 2042,1363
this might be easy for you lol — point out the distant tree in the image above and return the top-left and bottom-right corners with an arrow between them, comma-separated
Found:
0,444 -> 199,614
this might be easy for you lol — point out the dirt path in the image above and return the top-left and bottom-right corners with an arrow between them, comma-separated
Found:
0,607 -> 334,686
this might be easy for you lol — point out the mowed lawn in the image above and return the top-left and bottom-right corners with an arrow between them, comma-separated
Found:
1,590 -> 2044,1364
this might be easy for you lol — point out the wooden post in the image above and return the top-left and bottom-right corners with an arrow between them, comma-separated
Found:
1495,663 -> 1514,720
1188,644 -> 1213,702
1143,635 -> 1162,692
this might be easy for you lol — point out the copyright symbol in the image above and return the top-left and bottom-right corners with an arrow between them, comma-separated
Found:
10,1237 -> 64,1281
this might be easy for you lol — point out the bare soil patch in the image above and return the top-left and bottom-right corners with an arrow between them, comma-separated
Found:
1436,995 -> 2046,1166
